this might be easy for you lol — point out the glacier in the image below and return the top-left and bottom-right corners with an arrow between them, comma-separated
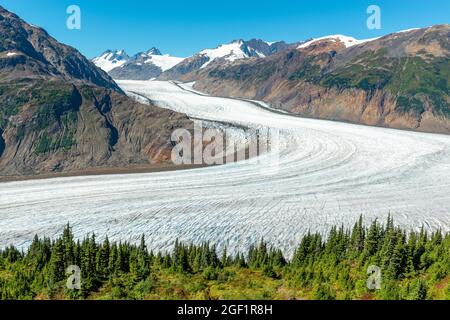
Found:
0,80 -> 449,257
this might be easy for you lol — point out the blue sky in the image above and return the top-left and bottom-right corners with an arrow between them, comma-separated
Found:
1,0 -> 449,58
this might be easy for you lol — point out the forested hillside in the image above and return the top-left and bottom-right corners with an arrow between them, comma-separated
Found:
1,217 -> 449,300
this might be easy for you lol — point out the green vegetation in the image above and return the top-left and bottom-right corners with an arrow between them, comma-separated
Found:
0,216 -> 449,300
208,61 -> 278,83
321,52 -> 449,118
0,114 -> 6,130
27,82 -> 74,107
396,96 -> 425,117
0,83 -> 30,117
206,46 -> 449,118
288,56 -> 321,82
0,80 -> 79,129
0,80 -> 80,154
34,110 -> 78,154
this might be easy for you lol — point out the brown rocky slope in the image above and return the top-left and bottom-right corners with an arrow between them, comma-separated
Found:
0,6 -> 192,177
192,26 -> 450,134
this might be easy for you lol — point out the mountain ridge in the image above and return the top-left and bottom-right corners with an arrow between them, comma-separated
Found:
93,39 -> 296,81
158,38 -> 296,80
93,47 -> 185,80
0,6 -> 192,177
191,25 -> 450,134
0,6 -> 123,93
92,49 -> 130,72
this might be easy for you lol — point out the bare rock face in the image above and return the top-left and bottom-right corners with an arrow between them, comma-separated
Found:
0,80 -> 192,176
0,6 -> 192,177
193,25 -> 450,134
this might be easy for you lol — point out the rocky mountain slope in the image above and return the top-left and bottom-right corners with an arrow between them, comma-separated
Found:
0,8 -> 122,92
93,47 -> 185,80
91,49 -> 130,72
0,6 -> 192,177
158,39 -> 294,81
94,39 -> 294,81
193,26 -> 450,134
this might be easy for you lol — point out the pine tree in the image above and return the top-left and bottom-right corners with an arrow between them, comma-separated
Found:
48,239 -> 65,283
96,237 -> 110,278
350,216 -> 365,256
137,235 -> 150,280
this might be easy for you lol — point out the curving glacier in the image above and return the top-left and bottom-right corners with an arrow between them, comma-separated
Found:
0,80 -> 449,256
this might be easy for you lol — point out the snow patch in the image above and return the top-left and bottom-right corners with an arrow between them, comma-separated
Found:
144,54 -> 185,71
200,40 -> 249,68
397,28 -> 421,33
298,35 -> 366,49
92,50 -> 129,72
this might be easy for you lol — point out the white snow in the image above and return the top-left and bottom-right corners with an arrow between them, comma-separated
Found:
297,27 -> 428,50
1,80 -> 450,257
199,40 -> 249,68
144,54 -> 185,71
397,28 -> 421,33
92,50 -> 129,72
298,34 -> 376,49
254,50 -> 266,58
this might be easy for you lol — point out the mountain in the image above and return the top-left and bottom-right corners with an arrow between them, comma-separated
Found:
296,34 -> 381,50
0,6 -> 192,177
0,8 -> 122,93
93,39 -> 295,81
91,49 -> 130,72
93,47 -> 185,80
192,26 -> 450,134
159,39 -> 294,80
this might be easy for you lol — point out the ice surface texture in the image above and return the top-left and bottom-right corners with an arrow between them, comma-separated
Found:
1,81 -> 449,256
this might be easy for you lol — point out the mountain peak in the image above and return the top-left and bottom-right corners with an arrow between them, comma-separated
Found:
146,47 -> 162,56
92,49 -> 130,72
297,35 -> 365,49
0,5 -> 121,92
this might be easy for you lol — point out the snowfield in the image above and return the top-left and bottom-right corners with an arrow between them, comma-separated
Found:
199,40 -> 264,69
1,80 -> 449,256
143,54 -> 185,71
92,50 -> 129,72
297,35 -> 380,49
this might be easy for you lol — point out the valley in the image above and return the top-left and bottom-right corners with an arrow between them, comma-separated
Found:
1,80 -> 449,257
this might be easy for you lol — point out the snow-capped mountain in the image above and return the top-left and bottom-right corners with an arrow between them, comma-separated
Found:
199,40 -> 261,69
160,39 -> 292,80
144,47 -> 162,56
297,34 -> 379,49
134,47 -> 185,72
199,39 -> 292,68
92,47 -> 185,80
92,49 -> 130,72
